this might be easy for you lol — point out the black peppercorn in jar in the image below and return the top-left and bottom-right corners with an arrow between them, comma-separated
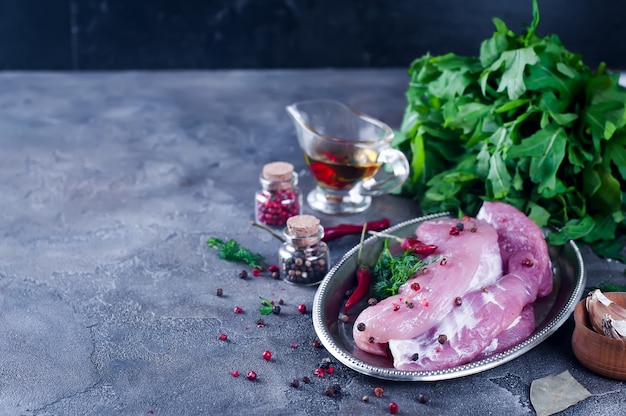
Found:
255,161 -> 302,227
279,215 -> 330,286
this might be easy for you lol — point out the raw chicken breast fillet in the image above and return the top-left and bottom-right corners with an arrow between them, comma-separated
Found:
352,201 -> 553,369
389,249 -> 542,371
477,201 -> 553,297
352,217 -> 502,355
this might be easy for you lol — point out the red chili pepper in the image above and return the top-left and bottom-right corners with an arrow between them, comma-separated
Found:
322,218 -> 390,242
344,224 -> 372,315
400,238 -> 438,256
344,265 -> 371,314
369,231 -> 438,256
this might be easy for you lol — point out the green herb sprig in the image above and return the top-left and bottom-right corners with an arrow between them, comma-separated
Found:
259,297 -> 274,315
372,239 -> 437,298
207,237 -> 265,269
394,0 -> 626,262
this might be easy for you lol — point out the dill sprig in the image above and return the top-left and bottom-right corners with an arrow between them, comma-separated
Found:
373,238 -> 438,298
207,237 -> 266,269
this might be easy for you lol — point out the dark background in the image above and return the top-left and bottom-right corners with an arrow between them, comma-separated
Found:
1,0 -> 625,71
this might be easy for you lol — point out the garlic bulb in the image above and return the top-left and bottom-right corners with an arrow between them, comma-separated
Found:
585,289 -> 626,340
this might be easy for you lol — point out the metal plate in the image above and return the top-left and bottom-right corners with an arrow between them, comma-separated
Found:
312,212 -> 587,381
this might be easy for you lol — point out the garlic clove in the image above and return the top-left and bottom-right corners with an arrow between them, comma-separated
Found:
585,289 -> 626,340
612,317 -> 626,338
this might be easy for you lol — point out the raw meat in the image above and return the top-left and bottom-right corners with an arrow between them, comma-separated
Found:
352,217 -> 502,355
475,304 -> 535,361
389,252 -> 541,371
351,201 -> 553,369
477,201 -> 553,297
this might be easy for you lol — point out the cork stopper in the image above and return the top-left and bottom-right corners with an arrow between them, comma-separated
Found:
286,215 -> 321,247
262,162 -> 294,182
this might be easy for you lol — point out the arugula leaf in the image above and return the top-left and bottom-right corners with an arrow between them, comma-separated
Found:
395,0 -> 626,262
481,47 -> 539,100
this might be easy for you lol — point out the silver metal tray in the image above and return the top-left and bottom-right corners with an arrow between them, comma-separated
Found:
312,212 -> 587,381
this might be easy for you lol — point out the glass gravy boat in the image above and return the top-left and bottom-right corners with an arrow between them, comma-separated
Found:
286,99 -> 409,214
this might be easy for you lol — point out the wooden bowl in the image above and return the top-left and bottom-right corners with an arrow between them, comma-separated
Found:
572,292 -> 626,380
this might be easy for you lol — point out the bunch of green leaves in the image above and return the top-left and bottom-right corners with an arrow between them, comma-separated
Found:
372,239 -> 437,298
207,237 -> 265,269
394,0 -> 626,261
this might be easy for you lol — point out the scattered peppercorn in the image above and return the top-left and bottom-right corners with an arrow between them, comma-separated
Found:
231,370 -> 239,377
389,402 -> 399,414
234,306 -> 243,314
218,333 -> 228,341
411,282 -> 420,291
438,334 -> 448,344
246,371 -> 257,381
257,318 -> 265,327
290,378 -> 300,388
216,288 -> 223,296
252,268 -> 262,277
362,395 -> 370,402
325,387 -> 336,397
268,264 -> 279,273
302,376 -> 311,384
454,296 -> 463,306
357,322 -> 366,331
374,386 -> 384,397
320,358 -> 332,369
368,297 -> 378,306
278,298 -> 285,305
369,337 -> 375,343
239,270 -> 248,279
417,393 -> 430,404
332,384 -> 342,393
411,353 -> 419,361
449,226 -> 460,236
456,222 -> 464,231
340,314 -> 349,323
298,303 -> 307,314
271,271 -> 280,279
262,350 -> 272,361
314,367 -> 325,378
272,305 -> 281,315
440,257 -> 448,266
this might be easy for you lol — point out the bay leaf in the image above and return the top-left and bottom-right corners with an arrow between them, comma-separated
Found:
530,370 -> 592,416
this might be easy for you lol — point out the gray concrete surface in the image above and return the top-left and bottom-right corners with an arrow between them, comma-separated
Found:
0,70 -> 624,415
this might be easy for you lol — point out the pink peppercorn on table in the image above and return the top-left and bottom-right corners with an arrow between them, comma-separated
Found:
0,70 -> 624,415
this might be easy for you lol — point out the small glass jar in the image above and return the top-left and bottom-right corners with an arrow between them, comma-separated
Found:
279,215 -> 330,286
255,161 -> 302,227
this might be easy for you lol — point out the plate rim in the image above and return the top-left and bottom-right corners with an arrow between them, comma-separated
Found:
312,212 -> 587,381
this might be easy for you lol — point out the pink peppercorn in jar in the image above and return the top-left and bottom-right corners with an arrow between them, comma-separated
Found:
255,161 -> 302,227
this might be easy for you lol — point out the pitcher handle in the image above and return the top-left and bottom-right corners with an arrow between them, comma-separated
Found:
359,148 -> 410,196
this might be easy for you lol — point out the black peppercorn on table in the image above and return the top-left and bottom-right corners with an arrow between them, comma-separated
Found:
0,70 -> 625,415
